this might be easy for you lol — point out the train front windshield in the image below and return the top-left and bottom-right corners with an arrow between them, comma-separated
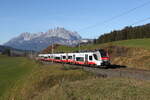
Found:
99,50 -> 108,57
93,54 -> 98,60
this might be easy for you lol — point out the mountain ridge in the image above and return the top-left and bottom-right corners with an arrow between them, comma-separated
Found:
4,27 -> 82,51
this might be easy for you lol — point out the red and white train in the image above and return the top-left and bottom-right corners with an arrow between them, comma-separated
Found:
38,49 -> 110,67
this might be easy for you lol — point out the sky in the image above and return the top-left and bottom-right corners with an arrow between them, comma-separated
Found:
0,0 -> 150,44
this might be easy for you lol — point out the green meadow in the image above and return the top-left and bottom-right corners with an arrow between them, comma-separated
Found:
0,55 -> 36,99
53,38 -> 150,53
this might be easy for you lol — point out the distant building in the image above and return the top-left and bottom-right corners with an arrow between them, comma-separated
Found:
80,39 -> 94,45
10,49 -> 26,56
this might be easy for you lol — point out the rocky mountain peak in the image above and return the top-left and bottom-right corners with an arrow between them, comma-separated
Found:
4,27 -> 82,51
19,32 -> 34,41
45,27 -> 81,40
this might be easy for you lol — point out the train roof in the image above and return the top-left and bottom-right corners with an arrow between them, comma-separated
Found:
38,49 -> 106,56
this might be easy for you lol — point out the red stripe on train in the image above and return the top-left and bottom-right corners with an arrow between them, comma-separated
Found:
101,57 -> 109,60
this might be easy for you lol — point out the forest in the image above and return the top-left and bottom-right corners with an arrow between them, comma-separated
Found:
96,23 -> 150,43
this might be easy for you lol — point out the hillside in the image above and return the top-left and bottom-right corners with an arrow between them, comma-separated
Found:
112,38 -> 150,49
1,55 -> 150,100
42,38 -> 150,53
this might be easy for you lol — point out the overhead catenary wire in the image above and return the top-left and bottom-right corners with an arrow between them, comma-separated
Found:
94,17 -> 150,38
83,17 -> 150,39
130,17 -> 150,26
78,0 -> 150,32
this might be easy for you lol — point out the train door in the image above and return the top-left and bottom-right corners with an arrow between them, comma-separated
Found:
85,54 -> 88,65
73,55 -> 75,60
88,55 -> 95,66
66,53 -> 68,63
73,54 -> 75,64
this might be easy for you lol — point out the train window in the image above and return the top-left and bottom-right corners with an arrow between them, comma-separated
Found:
55,57 -> 60,59
76,57 -> 84,61
89,56 -> 93,60
68,56 -> 72,59
62,56 -> 66,59
93,54 -> 98,60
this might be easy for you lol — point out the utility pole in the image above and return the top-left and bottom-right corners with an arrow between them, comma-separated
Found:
30,49 -> 32,59
78,40 -> 81,53
52,43 -> 54,54
51,40 -> 54,63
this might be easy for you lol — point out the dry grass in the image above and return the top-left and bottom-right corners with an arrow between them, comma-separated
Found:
30,78 -> 150,100
7,64 -> 92,100
109,46 -> 150,70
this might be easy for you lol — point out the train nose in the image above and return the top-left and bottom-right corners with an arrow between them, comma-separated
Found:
101,57 -> 110,66
101,57 -> 109,61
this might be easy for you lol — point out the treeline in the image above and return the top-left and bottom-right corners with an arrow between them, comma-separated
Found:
96,23 -> 150,44
0,45 -> 37,57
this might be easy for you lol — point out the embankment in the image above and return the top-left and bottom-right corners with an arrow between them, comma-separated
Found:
105,45 -> 150,70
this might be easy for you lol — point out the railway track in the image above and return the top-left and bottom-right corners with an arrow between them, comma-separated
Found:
41,61 -> 150,81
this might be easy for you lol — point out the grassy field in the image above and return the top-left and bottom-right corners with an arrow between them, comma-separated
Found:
0,55 -> 92,99
5,62 -> 92,100
0,55 -> 33,96
36,78 -> 150,100
0,55 -> 150,100
54,38 -> 150,53
0,55 -> 36,99
113,38 -> 150,49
